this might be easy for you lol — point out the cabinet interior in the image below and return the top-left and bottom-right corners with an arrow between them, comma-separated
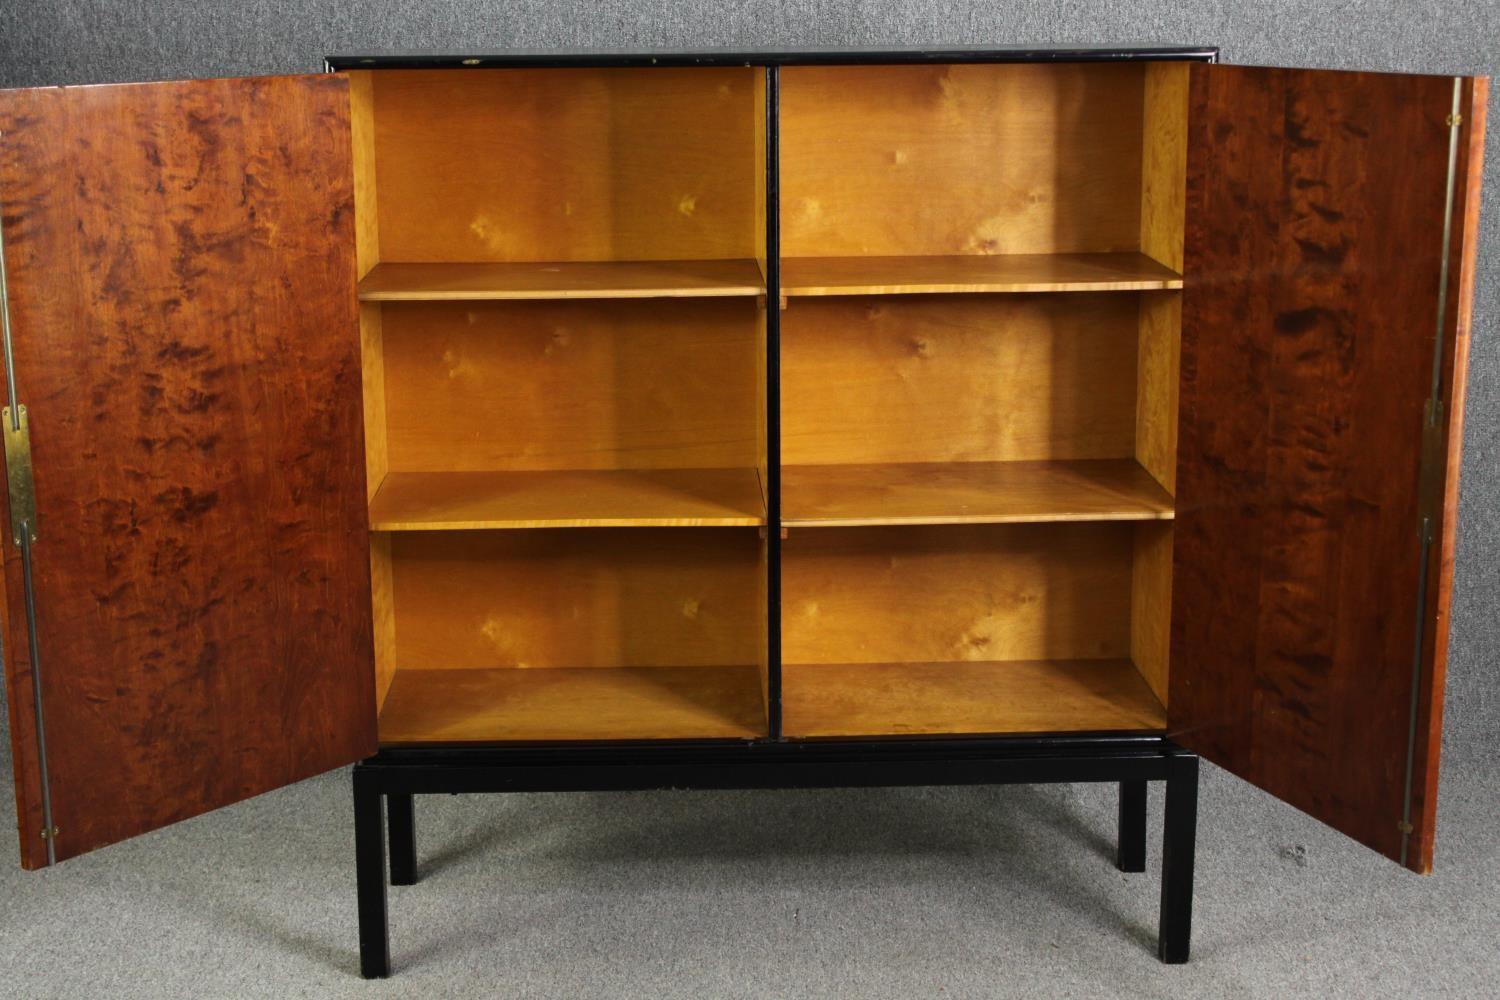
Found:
349,60 -> 1187,744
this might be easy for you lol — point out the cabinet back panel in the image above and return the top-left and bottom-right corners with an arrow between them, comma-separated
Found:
780,63 -> 1145,257
370,68 -> 761,263
382,299 -> 760,472
782,523 -> 1132,664
781,294 -> 1138,465
391,529 -> 761,669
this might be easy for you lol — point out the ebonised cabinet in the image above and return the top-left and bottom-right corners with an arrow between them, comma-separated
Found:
0,45 -> 1485,977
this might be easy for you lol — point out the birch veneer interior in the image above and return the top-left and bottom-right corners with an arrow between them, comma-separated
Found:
349,60 -> 1187,744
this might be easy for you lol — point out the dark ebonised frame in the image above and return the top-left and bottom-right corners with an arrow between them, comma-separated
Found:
331,45 -> 1219,980
353,739 -> 1200,978
324,44 -> 1219,71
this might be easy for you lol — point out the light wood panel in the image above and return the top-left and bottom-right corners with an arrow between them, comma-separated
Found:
352,70 -> 391,715
348,70 -> 380,279
781,294 -> 1138,465
781,253 -> 1180,297
370,67 -> 760,263
1136,60 -> 1186,503
358,259 -> 766,301
781,523 -> 1133,665
369,468 -> 765,530
359,302 -> 388,502
1130,521 -> 1173,707
371,534 -> 397,713
392,529 -> 761,669
782,459 -> 1174,527
756,291 -> 769,491
782,660 -> 1167,737
753,69 -> 770,499
780,63 -> 1146,257
754,69 -> 769,270
379,665 -> 766,743
1129,61 -> 1183,711
381,299 -> 759,472
1141,62 -> 1189,272
758,532 -> 770,718
1136,291 -> 1181,494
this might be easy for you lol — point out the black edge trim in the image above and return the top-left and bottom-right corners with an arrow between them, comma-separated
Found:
325,46 -> 1221,71
765,65 -> 783,740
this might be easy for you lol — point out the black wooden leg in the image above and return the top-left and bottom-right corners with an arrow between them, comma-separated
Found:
354,767 -> 390,979
1157,753 -> 1199,964
1116,779 -> 1147,873
388,792 -> 417,886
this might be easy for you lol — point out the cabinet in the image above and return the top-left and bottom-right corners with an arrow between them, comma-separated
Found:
0,46 -> 1485,977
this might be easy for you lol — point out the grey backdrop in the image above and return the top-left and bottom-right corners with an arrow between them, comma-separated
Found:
0,4 -> 1495,998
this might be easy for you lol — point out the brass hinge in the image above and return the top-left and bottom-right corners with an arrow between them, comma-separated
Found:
1416,401 -> 1446,525
0,156 -> 55,866
1397,820 -> 1415,836
1446,112 -> 1463,127
2,404 -> 36,544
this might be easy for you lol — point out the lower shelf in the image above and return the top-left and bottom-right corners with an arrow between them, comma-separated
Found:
378,665 -> 767,744
781,659 -> 1167,738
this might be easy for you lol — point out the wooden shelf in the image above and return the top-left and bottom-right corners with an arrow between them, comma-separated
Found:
358,259 -> 767,301
780,253 -> 1182,297
378,665 -> 767,743
369,468 -> 766,531
781,459 -> 1174,527
782,659 -> 1167,738
359,254 -> 1177,300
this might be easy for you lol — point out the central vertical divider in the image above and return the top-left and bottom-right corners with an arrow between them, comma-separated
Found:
765,65 -> 784,740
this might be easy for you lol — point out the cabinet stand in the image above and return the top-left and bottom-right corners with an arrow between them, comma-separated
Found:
352,737 -> 1198,978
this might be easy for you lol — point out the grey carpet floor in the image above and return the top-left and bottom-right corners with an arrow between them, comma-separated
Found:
0,741 -> 1495,999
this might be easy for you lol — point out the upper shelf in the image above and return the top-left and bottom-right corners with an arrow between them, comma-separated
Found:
369,467 -> 767,530
780,252 -> 1183,297
782,459 -> 1175,527
358,259 -> 767,302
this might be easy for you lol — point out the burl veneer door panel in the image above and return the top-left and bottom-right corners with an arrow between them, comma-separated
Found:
0,75 -> 375,868
1172,66 -> 1485,871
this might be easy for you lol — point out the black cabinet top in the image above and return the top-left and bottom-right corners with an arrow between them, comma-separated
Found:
325,45 -> 1218,71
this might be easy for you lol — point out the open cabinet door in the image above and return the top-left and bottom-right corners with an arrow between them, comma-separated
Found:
0,74 -> 375,868
1170,64 -> 1486,872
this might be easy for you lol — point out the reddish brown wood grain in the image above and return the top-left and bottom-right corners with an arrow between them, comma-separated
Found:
1172,66 -> 1483,869
0,75 -> 374,868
